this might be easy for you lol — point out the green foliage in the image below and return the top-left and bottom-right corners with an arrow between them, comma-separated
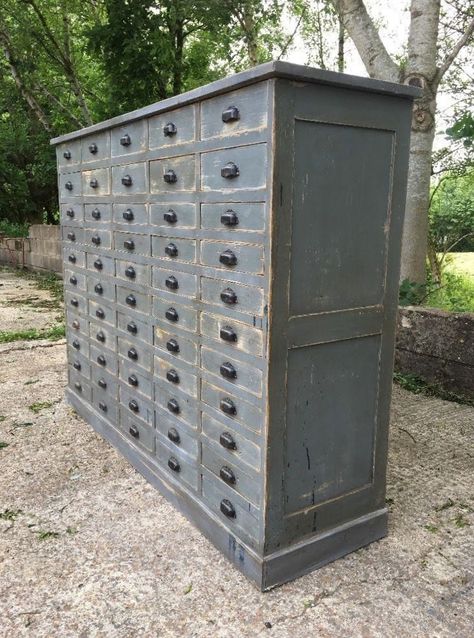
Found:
447,112 -> 474,148
429,171 -> 474,254
399,278 -> 427,306
0,324 -> 65,343
423,270 -> 474,313
393,371 -> 474,407
0,219 -> 30,237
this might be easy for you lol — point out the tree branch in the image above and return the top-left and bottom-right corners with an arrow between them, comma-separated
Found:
435,15 -> 474,86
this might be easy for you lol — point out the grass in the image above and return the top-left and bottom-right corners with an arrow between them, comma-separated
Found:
0,509 -> 22,521
37,530 -> 60,540
424,270 -> 474,313
393,371 -> 474,407
0,219 -> 30,238
0,324 -> 65,344
0,441 -> 9,449
444,252 -> 474,277
28,400 -> 59,414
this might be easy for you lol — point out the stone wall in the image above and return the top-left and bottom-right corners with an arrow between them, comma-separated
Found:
0,225 -> 62,275
395,306 -> 474,400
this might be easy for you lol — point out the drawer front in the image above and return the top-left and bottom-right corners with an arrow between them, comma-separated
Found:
59,172 -> 82,197
65,268 -> 86,292
68,332 -> 89,359
119,389 -> 154,427
113,203 -> 148,226
67,312 -> 87,337
120,409 -> 155,454
117,311 -> 150,341
90,345 -> 118,374
89,299 -> 116,327
62,226 -> 84,245
201,312 -> 264,357
148,105 -> 195,149
63,248 -> 86,269
153,298 -> 198,333
92,393 -> 118,424
116,284 -> 150,315
81,132 -> 110,163
152,267 -> 197,299
150,203 -> 197,230
89,321 -> 116,352
84,203 -> 112,224
201,202 -> 265,233
156,437 -> 198,491
82,168 -> 110,196
200,82 -> 268,140
60,203 -> 83,226
65,290 -> 87,314
112,162 -> 147,195
68,351 -> 91,379
86,252 -> 115,277
201,346 -> 263,397
84,228 -> 112,250
90,367 -> 119,400
202,412 -> 261,472
202,444 -> 260,507
150,155 -> 196,193
69,369 -> 92,402
118,338 -> 153,372
87,275 -> 115,303
201,277 -> 264,316
154,325 -> 198,365
200,240 -> 264,274
111,120 -> 148,157
151,236 -> 196,264
57,141 -> 81,168
201,381 -> 263,434
154,382 -> 199,429
201,144 -> 267,192
154,356 -> 198,398
155,409 -> 198,458
115,259 -> 150,286
114,231 -> 150,256
119,360 -> 153,399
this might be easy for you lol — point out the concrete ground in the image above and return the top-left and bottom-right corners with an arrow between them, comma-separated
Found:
0,269 -> 473,638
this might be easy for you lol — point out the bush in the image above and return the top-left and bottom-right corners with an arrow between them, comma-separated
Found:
0,219 -> 30,237
423,270 -> 474,313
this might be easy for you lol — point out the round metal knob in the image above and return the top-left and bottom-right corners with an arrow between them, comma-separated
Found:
94,283 -> 103,294
221,162 -> 239,179
163,122 -> 177,137
168,457 -> 180,472
166,338 -> 179,353
121,174 -> 133,187
94,258 -> 103,270
165,307 -> 178,322
164,209 -> 177,224
220,326 -> 237,342
220,398 -> 237,416
89,178 -> 98,189
66,208 -> 74,218
165,275 -> 178,290
129,400 -> 139,413
220,362 -> 237,379
120,133 -> 131,146
166,369 -> 180,384
219,431 -> 237,450
96,308 -> 105,319
163,169 -> 177,184
220,288 -> 238,305
63,150 -> 72,160
165,243 -> 178,257
222,106 -> 240,123
89,143 -> 98,154
127,322 -> 137,334
167,399 -> 180,414
220,499 -> 236,518
219,250 -> 237,267
122,209 -> 134,221
96,331 -> 105,343
91,235 -> 101,245
128,347 -> 138,361
91,208 -> 101,220
125,266 -> 136,279
65,181 -> 73,191
128,374 -> 138,387
167,428 -> 180,444
220,466 -> 236,485
221,210 -> 239,226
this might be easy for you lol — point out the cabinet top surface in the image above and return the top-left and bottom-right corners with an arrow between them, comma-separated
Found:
51,60 -> 419,146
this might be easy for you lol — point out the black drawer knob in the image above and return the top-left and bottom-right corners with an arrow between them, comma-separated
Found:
167,399 -> 180,414
122,208 -> 134,221
167,427 -> 180,444
126,294 -> 136,307
220,325 -> 237,342
220,499 -> 236,518
73,360 -> 81,371
220,398 -> 237,416
220,362 -> 237,379
163,122 -> 177,137
222,106 -> 240,123
69,275 -> 77,285
121,174 -> 133,187
91,207 -> 101,220
68,254 -> 76,263
120,133 -> 131,146
98,401 -> 107,412
98,378 -> 107,389
124,239 -> 135,250
128,347 -> 138,360
128,374 -> 138,387
165,243 -> 178,257
125,266 -> 136,279
96,308 -> 105,319
63,150 -> 72,160
89,178 -> 98,189
129,424 -> 139,438
129,399 -> 139,413
166,369 -> 180,384
220,431 -> 237,450
165,307 -> 178,322
166,338 -> 179,353
219,250 -> 237,267
163,169 -> 177,184
165,275 -> 178,290
94,283 -> 103,294
74,381 -> 82,392
220,466 -> 236,485
67,232 -> 76,241
94,258 -> 103,270
127,321 -> 137,335
221,210 -> 239,226
71,319 -> 80,330
221,162 -> 239,179
164,209 -> 177,224
70,297 -> 79,307
65,181 -> 73,191
96,331 -> 105,343
97,355 -> 106,366
72,339 -> 80,350
220,288 -> 238,305
66,208 -> 74,218
89,143 -> 98,154
91,235 -> 101,246
168,456 -> 180,472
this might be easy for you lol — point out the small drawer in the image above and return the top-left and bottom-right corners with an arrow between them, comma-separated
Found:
82,168 -> 110,196
68,369 -> 92,402
201,346 -> 263,397
152,298 -> 197,333
60,203 -> 83,225
201,144 -> 267,192
118,338 -> 153,372
116,285 -> 150,316
200,82 -> 268,140
119,409 -> 155,454
201,312 -> 264,357
201,277 -> 265,316
202,444 -> 261,507
89,321 -> 116,352
90,344 -> 118,374
91,366 -> 119,400
68,333 -> 89,358
152,267 -> 197,299
201,381 -> 263,434
89,300 -> 115,327
65,290 -> 86,314
66,313 -> 87,336
113,203 -> 148,226
68,352 -> 91,379
154,382 -> 199,429
84,203 -> 112,224
62,226 -> 84,245
154,326 -> 198,365
111,120 -> 148,157
200,240 -> 264,274
155,409 -> 198,457
87,275 -> 115,303
150,203 -> 197,229
64,268 -> 86,292
150,155 -> 196,193
151,236 -> 196,263
201,412 -> 261,472
57,141 -> 81,168
148,105 -> 195,149
63,249 -> 86,269
114,231 -> 150,256
115,259 -> 150,286
156,437 -> 198,491
81,131 -> 110,163
112,162 -> 147,195
92,393 -> 118,424
119,360 -> 153,399
201,202 -> 265,233
119,389 -> 154,427
154,356 -> 198,398
84,228 -> 112,250
117,311 -> 150,340
59,172 -> 82,197
86,252 -> 115,277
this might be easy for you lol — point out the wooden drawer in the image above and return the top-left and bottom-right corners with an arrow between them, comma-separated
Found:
59,172 -> 82,197
151,236 -> 196,263
112,162 -> 147,195
115,259 -> 150,286
201,276 -> 265,316
90,366 -> 119,401
119,388 -> 154,427
119,408 -> 155,454
150,155 -> 196,193
113,203 -> 148,226
65,290 -> 87,314
84,228 -> 112,250
86,252 -> 115,277
64,268 -> 86,292
154,356 -> 198,398
116,284 -> 151,316
154,381 -> 199,430
68,368 -> 92,402
89,321 -> 116,352
201,381 -> 263,434
60,203 -> 83,226
87,274 -> 115,303
156,437 -> 198,491
90,345 -> 118,375
201,345 -> 263,397
62,226 -> 84,245
119,360 -> 153,399
201,144 -> 267,192
89,299 -> 115,327
201,312 -> 264,356
154,325 -> 198,365
57,141 -> 81,168
82,168 -> 110,196
155,409 -> 199,458
117,311 -> 150,341
92,392 -> 118,424
118,337 -> 153,373
69,332 -> 89,359
81,131 -> 110,163
200,240 -> 264,274
153,297 -> 198,333
150,203 -> 197,229
63,248 -> 86,269
148,104 -> 195,149
201,202 -> 266,233
152,266 -> 197,299
84,203 -> 112,224
201,411 -> 261,472
111,120 -> 148,157
114,231 -> 150,256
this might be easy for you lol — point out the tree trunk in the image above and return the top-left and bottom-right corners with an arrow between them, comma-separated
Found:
337,17 -> 344,72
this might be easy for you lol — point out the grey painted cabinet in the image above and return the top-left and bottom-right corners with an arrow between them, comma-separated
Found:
52,61 -> 418,590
